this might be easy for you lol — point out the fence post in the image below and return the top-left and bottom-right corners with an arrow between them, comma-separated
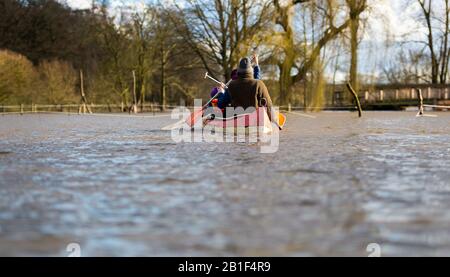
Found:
288,103 -> 291,112
78,69 -> 92,114
346,82 -> 362,117
79,70 -> 84,114
131,70 -> 138,114
417,88 -> 424,116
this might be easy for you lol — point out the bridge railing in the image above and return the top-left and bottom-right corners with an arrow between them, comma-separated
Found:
359,87 -> 450,104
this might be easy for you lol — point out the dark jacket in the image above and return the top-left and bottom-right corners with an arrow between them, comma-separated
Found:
227,71 -> 273,120
218,65 -> 261,109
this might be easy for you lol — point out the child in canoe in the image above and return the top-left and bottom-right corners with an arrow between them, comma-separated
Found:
209,86 -> 224,108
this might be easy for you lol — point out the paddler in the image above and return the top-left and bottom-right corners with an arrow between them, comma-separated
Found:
208,86 -> 224,108
218,54 -> 262,110
226,56 -> 273,121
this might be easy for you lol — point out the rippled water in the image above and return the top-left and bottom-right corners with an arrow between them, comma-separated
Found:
0,112 -> 449,256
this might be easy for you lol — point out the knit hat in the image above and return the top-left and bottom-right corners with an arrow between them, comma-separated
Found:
210,87 -> 220,98
237,57 -> 254,76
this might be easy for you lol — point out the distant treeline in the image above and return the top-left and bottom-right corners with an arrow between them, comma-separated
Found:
0,0 -> 449,108
0,0 -> 206,107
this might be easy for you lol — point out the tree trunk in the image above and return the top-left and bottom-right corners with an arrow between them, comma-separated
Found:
349,1 -> 360,93
440,0 -> 449,84
140,78 -> 145,112
418,0 -> 439,84
346,82 -> 362,117
274,1 -> 296,106
131,70 -> 138,114
279,56 -> 295,106
78,69 -> 92,114
160,45 -> 167,111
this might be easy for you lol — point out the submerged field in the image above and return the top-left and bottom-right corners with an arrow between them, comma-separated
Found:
0,111 -> 450,256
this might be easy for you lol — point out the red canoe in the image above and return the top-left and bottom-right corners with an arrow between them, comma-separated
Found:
201,108 -> 285,134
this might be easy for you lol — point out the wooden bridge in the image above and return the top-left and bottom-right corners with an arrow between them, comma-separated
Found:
333,84 -> 450,110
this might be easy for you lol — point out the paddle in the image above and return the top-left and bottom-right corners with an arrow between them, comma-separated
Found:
187,90 -> 222,127
186,72 -> 228,127
260,98 -> 286,131
274,111 -> 286,130
161,72 -> 228,130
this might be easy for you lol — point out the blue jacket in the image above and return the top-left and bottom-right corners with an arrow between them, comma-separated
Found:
218,65 -> 261,109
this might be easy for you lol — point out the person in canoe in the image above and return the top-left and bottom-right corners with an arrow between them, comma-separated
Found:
217,53 -> 261,110
224,56 -> 273,121
208,86 -> 224,108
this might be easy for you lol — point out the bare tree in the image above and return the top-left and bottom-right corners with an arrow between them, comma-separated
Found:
382,49 -> 429,84
171,0 -> 272,81
272,0 -> 309,105
271,0 -> 367,105
416,0 -> 450,84
96,6 -> 133,107
130,9 -> 154,110
440,0 -> 450,83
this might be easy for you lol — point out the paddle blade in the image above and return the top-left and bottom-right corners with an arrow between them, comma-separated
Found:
276,112 -> 286,129
186,108 -> 204,127
278,113 -> 286,128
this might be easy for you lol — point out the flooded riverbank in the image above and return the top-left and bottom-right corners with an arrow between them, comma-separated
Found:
0,111 -> 450,256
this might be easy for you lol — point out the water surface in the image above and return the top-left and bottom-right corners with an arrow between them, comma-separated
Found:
0,112 -> 449,256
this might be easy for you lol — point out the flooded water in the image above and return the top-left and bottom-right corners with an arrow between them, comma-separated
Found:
0,111 -> 450,256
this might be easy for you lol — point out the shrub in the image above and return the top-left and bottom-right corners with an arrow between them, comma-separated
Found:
0,49 -> 38,104
37,60 -> 78,104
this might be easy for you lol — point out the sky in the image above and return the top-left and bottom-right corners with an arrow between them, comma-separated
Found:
63,0 -> 431,82
64,0 -> 422,38
65,0 -> 91,9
